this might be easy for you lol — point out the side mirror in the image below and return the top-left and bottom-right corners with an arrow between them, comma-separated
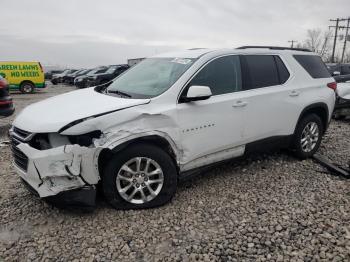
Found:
333,71 -> 341,76
184,85 -> 212,102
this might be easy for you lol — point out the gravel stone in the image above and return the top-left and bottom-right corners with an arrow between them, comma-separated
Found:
0,84 -> 350,261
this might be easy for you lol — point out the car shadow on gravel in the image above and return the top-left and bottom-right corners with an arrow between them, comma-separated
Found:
35,150 -> 294,214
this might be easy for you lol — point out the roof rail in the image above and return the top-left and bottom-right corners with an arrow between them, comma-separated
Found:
187,48 -> 207,50
236,46 -> 311,52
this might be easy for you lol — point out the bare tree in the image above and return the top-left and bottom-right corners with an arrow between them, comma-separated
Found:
302,29 -> 334,62
319,30 -> 332,56
304,29 -> 323,52
345,50 -> 350,63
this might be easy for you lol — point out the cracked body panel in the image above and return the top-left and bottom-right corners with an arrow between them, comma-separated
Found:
16,143 -> 100,197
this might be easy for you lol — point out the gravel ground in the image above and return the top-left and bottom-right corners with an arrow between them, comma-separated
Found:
0,84 -> 349,261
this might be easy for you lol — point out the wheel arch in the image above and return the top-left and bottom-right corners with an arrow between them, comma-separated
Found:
19,80 -> 35,87
97,134 -> 180,178
295,103 -> 330,134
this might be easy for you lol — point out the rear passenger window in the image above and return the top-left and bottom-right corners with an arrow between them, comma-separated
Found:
274,56 -> 290,84
188,55 -> 242,96
293,55 -> 331,78
241,55 -> 280,90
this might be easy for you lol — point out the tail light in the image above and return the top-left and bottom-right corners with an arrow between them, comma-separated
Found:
0,79 -> 7,89
327,82 -> 337,91
0,99 -> 12,105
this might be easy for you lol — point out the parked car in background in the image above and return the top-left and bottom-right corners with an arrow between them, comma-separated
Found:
333,82 -> 350,120
45,70 -> 64,80
327,63 -> 350,83
0,61 -> 46,93
63,69 -> 86,85
10,47 -> 336,209
74,66 -> 107,88
64,69 -> 91,85
0,75 -> 14,118
51,69 -> 77,85
86,65 -> 129,87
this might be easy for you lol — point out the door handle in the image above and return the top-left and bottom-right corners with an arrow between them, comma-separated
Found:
232,100 -> 248,108
289,90 -> 300,97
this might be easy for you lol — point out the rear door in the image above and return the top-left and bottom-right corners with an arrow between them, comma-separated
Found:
239,55 -> 298,143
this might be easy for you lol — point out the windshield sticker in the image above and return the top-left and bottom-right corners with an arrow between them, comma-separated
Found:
171,58 -> 192,65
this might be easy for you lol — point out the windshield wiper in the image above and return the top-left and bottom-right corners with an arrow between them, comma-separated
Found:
107,89 -> 132,98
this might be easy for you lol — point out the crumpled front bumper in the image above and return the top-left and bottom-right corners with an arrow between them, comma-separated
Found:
14,143 -> 100,199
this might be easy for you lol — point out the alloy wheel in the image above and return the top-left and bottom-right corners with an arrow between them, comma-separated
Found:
300,122 -> 319,152
23,84 -> 33,93
116,157 -> 164,204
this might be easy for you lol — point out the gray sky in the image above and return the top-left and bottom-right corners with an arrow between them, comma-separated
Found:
0,0 -> 349,68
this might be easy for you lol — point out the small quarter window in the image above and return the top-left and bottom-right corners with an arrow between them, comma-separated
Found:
274,56 -> 290,84
293,55 -> 331,79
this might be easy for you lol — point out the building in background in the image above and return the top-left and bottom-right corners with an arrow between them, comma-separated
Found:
127,58 -> 145,67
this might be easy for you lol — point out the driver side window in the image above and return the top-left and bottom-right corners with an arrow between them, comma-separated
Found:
188,55 -> 242,96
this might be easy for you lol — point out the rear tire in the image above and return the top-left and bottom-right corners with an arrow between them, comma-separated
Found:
292,114 -> 323,159
20,82 -> 35,94
102,143 -> 178,210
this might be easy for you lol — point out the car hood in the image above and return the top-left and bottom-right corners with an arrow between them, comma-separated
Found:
13,87 -> 150,133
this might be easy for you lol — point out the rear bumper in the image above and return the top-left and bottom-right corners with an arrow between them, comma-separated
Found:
0,99 -> 15,117
333,98 -> 350,116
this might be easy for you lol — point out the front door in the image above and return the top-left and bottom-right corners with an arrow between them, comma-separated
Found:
176,55 -> 246,171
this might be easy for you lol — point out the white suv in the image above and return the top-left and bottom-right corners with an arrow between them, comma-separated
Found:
10,46 -> 336,209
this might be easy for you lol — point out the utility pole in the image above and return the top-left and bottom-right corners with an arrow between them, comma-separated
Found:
329,18 -> 348,63
341,18 -> 350,63
288,40 -> 297,48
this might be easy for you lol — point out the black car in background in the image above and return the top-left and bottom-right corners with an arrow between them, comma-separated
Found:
45,70 -> 64,80
74,66 -> 107,88
62,69 -> 84,84
64,69 -> 91,85
327,63 -> 350,83
51,69 -> 78,85
86,64 -> 129,87
0,75 -> 14,118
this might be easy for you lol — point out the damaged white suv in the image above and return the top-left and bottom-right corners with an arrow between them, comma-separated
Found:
10,46 -> 336,209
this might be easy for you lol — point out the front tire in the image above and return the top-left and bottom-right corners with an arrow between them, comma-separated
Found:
102,143 -> 178,210
292,114 -> 323,159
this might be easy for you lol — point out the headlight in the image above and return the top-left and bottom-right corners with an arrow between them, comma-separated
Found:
92,76 -> 98,80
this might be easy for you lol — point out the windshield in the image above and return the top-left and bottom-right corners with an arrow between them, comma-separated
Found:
72,70 -> 83,75
77,69 -> 89,75
87,67 -> 107,76
106,66 -> 118,74
61,69 -> 70,75
106,58 -> 195,98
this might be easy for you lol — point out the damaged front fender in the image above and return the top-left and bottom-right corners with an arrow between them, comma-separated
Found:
16,143 -> 101,198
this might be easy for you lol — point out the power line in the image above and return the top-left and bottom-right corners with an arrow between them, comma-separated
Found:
329,18 -> 349,63
341,18 -> 350,63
